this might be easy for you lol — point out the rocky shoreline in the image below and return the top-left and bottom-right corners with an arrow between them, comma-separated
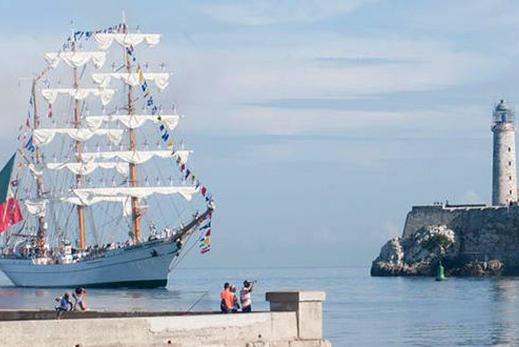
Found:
371,204 -> 519,277
371,224 -> 506,277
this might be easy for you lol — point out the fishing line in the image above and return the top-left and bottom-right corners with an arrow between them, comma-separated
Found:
186,291 -> 208,313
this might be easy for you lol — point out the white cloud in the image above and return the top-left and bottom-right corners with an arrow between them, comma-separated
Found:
0,4 -> 506,141
179,95 -> 491,139
170,35 -> 498,99
223,107 -> 405,135
197,0 -> 373,25
0,31 -> 498,142
239,135 -> 401,167
277,39 -> 491,96
161,33 -> 500,136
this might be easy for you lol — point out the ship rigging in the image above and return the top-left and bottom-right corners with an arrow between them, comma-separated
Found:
0,19 -> 215,287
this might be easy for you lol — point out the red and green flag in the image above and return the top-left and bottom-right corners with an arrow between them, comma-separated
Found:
0,154 -> 22,232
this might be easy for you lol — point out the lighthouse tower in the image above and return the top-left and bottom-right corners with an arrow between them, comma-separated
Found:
492,99 -> 518,206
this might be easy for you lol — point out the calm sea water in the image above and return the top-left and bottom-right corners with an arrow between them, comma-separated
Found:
1,266 -> 518,346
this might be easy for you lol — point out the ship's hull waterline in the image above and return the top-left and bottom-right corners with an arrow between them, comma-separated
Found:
0,238 -> 180,288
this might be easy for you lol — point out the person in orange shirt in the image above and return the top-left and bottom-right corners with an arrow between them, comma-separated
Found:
220,282 -> 233,313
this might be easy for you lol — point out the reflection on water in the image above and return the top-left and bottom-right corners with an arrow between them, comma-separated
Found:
2,267 -> 519,346
490,279 -> 519,346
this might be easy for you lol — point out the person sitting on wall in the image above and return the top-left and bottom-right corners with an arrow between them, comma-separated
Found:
55,292 -> 73,318
73,287 -> 88,311
220,282 -> 233,313
240,280 -> 256,313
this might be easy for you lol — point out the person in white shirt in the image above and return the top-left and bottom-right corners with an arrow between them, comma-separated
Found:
240,280 -> 255,313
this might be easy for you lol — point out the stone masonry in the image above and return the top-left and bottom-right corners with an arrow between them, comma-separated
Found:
492,100 -> 518,206
372,204 -> 519,276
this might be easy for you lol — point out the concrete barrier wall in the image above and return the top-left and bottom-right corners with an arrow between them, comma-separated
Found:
0,291 -> 331,347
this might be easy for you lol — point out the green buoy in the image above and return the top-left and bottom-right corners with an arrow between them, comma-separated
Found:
436,260 -> 446,281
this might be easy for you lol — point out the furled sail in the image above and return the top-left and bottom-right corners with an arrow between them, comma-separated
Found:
32,128 -> 123,146
94,33 -> 161,50
91,73 -> 170,91
81,150 -> 190,165
84,115 -> 179,130
27,163 -> 44,177
62,195 -> 133,217
41,88 -> 116,106
47,161 -> 129,176
62,186 -> 199,216
44,51 -> 107,69
24,199 -> 47,217
70,186 -> 199,203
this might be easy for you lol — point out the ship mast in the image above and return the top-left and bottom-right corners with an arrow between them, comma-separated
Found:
31,79 -> 46,251
123,20 -> 142,243
72,38 -> 86,249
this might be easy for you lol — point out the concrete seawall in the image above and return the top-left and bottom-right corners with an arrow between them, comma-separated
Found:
0,290 -> 330,347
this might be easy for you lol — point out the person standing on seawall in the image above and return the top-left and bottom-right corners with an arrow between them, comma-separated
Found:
230,285 -> 240,313
240,280 -> 256,313
220,282 -> 233,313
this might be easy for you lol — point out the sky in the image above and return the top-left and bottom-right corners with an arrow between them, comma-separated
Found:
0,0 -> 518,268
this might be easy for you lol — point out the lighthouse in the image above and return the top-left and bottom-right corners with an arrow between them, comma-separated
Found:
492,99 -> 518,206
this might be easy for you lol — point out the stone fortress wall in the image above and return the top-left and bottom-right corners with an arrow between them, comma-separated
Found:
404,204 -> 519,264
372,203 -> 519,276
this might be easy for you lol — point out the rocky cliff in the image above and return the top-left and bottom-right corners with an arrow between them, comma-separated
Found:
371,204 -> 519,276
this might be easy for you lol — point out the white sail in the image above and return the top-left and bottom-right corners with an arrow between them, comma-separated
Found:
70,186 -> 199,203
24,199 -> 48,217
47,161 -> 129,176
27,163 -> 44,177
91,73 -> 170,91
62,195 -> 133,217
62,186 -> 198,216
82,150 -> 190,165
94,33 -> 160,50
85,114 -> 179,130
41,88 -> 116,106
32,128 -> 123,146
45,51 -> 107,69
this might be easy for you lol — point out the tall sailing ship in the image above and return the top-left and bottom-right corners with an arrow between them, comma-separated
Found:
0,21 -> 215,288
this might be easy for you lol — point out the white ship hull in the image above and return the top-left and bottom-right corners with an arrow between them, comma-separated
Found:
0,238 -> 180,288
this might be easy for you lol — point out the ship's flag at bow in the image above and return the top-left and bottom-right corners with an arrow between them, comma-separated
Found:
199,229 -> 211,254
0,154 -> 22,232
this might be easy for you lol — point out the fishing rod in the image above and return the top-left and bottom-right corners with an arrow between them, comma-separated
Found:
186,291 -> 208,313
